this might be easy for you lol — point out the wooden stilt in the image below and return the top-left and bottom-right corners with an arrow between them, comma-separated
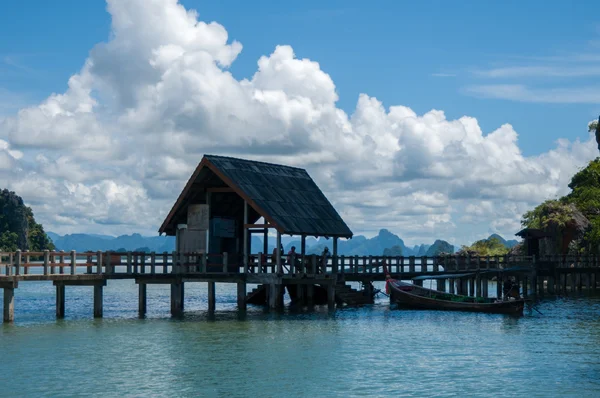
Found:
56,284 -> 65,319
170,283 -> 183,317
237,282 -> 246,311
208,282 -> 216,313
3,287 -> 15,323
138,283 -> 147,318
269,284 -> 278,309
93,284 -> 103,318
327,283 -> 335,310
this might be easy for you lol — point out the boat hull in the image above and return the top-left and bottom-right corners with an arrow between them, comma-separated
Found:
388,280 -> 524,315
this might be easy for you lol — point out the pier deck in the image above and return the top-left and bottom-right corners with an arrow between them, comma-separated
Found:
1,250 -> 599,322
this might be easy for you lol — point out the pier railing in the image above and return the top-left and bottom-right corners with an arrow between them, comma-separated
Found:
4,250 -> 599,278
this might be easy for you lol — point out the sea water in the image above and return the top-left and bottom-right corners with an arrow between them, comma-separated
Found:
1,280 -> 599,397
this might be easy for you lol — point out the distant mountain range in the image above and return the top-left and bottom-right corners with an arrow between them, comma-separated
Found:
47,229 -> 518,256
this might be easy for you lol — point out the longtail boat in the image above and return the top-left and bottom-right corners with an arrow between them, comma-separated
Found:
382,262 -> 525,315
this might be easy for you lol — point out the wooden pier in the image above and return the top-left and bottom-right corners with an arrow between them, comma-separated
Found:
2,250 -> 599,322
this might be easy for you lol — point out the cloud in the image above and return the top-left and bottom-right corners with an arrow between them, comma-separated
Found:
431,73 -> 456,77
463,84 -> 600,104
473,65 -> 600,78
0,0 -> 597,245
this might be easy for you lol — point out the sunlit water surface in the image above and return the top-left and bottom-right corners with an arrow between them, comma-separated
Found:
1,280 -> 599,397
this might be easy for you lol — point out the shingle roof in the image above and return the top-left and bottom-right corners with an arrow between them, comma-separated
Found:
160,155 -> 353,238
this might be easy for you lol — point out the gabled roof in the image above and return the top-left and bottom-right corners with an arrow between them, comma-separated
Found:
159,155 -> 353,238
515,228 -> 552,239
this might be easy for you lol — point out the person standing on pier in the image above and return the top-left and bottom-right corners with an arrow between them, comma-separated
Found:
287,246 -> 298,271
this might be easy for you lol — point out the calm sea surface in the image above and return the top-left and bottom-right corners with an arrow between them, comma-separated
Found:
1,280 -> 599,397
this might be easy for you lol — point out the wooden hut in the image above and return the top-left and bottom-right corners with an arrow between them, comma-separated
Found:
158,154 -> 353,270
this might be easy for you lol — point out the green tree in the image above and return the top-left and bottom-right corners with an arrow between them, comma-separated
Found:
0,231 -> 18,251
460,237 -> 510,257
521,199 -> 578,230
590,117 -> 599,152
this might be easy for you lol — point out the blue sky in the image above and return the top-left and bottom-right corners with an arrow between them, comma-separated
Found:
0,0 -> 599,245
2,0 -> 599,155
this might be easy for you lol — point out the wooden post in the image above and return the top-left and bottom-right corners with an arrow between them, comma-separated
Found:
475,257 -> 482,298
5,253 -> 12,276
263,228 -> 268,268
170,282 -> 184,317
170,251 -> 177,274
332,237 -> 338,275
290,254 -> 296,275
276,231 -> 282,274
301,235 -> 306,274
237,283 -> 246,311
140,253 -> 146,274
59,250 -> 64,275
133,253 -> 138,274
70,250 -> 76,275
258,252 -> 263,274
85,253 -> 90,274
96,251 -> 103,275
223,252 -> 228,273
93,284 -> 103,318
437,278 -> 446,292
327,282 -> 335,311
104,251 -> 112,274
243,201 -> 249,274
268,284 -> 278,309
162,252 -> 168,274
3,287 -> 15,322
409,256 -> 415,273
43,250 -> 50,276
208,281 -> 216,313
530,255 -> 538,298
127,252 -> 133,274
56,283 -> 65,319
150,252 -> 156,274
138,283 -> 147,318
311,254 -> 317,274
15,250 -> 21,276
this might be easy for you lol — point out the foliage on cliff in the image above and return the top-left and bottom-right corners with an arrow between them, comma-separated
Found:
0,189 -> 55,251
459,237 -> 510,257
521,159 -> 600,253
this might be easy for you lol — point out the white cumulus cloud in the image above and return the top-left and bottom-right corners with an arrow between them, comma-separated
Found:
0,0 -> 597,246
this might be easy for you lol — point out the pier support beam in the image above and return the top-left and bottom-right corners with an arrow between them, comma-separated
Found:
237,282 -> 246,311
93,284 -> 103,318
138,283 -> 147,318
3,286 -> 15,323
482,278 -> 489,298
327,283 -> 335,311
56,284 -> 65,319
170,282 -> 184,317
268,284 -> 283,310
208,282 -> 215,313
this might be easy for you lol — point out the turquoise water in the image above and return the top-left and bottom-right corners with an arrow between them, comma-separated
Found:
1,280 -> 600,397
